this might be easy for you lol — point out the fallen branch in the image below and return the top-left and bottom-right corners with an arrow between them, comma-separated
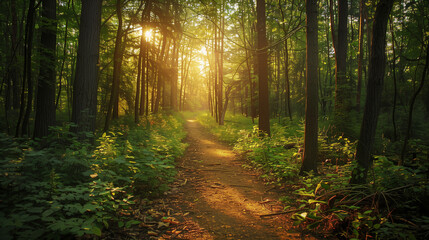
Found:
259,209 -> 299,218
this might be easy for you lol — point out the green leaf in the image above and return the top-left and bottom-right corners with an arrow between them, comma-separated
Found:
82,203 -> 98,213
125,220 -> 141,228
118,221 -> 124,228
334,212 -> 349,221
91,226 -> 102,236
42,209 -> 54,217
27,207 -> 44,214
364,210 -> 372,215
308,199 -> 326,204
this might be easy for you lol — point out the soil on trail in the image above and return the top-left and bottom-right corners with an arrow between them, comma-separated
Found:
165,119 -> 315,240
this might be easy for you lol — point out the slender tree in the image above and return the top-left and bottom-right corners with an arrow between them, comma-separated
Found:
400,44 -> 429,165
105,0 -> 124,132
356,0 -> 365,111
16,0 -> 36,137
135,32 -> 144,123
350,0 -> 394,184
333,0 -> 351,136
300,0 -> 319,175
256,0 -> 270,135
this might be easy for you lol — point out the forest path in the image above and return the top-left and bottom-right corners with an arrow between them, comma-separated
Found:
165,118 -> 312,240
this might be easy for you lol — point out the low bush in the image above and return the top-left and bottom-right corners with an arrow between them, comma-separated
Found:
0,113 -> 187,239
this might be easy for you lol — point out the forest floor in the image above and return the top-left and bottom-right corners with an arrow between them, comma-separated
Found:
133,118 -> 319,240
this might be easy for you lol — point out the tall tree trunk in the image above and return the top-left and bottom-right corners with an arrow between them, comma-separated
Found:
135,33 -> 144,123
325,8 -> 333,113
389,20 -> 398,141
400,44 -> 429,165
154,35 -> 167,114
356,0 -> 365,112
350,0 -> 394,184
285,38 -> 292,120
16,0 -> 36,137
71,0 -> 102,136
214,23 -> 219,123
300,0 -> 319,175
34,0 -> 57,139
104,0 -> 123,132
141,41 -> 148,115
333,0 -> 350,136
218,9 -> 225,125
56,0 -> 72,110
256,0 -> 270,135
171,40 -> 179,111
11,0 -> 20,110
140,1 -> 152,116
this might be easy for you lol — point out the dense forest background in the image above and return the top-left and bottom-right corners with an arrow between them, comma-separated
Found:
0,0 -> 428,239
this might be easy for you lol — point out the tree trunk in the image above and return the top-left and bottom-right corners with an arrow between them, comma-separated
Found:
400,44 -> 429,165
285,38 -> 292,120
333,0 -> 350,136
356,0 -> 365,112
104,0 -> 123,132
171,40 -> 179,111
34,0 -> 57,139
154,35 -> 167,114
56,0 -> 71,110
218,10 -> 225,125
11,0 -> 20,110
350,0 -> 394,184
16,0 -> 36,137
135,33 -> 144,123
300,0 -> 319,175
256,0 -> 270,135
71,0 -> 102,136
389,20 -> 398,141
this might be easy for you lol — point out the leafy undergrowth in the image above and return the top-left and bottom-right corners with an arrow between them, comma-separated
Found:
197,112 -> 429,239
0,113 -> 187,239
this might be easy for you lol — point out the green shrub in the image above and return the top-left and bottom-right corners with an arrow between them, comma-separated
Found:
0,113 -> 187,238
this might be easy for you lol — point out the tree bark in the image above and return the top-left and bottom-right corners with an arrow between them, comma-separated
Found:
71,0 -> 102,136
389,20 -> 398,141
218,9 -> 225,125
256,0 -> 270,135
16,0 -> 36,137
15,0 -> 36,137
350,0 -> 394,184
34,0 -> 57,139
400,44 -> 429,165
333,0 -> 350,136
300,0 -> 319,175
154,35 -> 168,114
56,0 -> 71,110
11,0 -> 20,110
135,32 -> 144,123
356,0 -> 365,112
104,0 -> 123,132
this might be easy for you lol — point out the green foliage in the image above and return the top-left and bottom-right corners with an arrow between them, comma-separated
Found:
0,114 -> 186,238
197,112 -> 255,144
287,157 -> 429,239
234,123 -> 302,181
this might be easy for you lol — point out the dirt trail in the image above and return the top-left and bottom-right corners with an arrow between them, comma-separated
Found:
166,119 -> 313,240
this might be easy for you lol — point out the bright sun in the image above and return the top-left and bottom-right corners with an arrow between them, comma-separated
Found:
144,29 -> 153,42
